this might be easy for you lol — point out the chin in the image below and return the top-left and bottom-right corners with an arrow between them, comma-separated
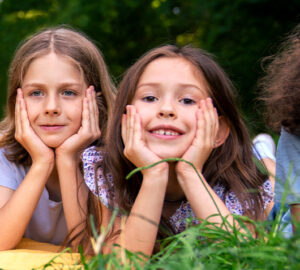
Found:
42,139 -> 64,148
148,141 -> 191,160
156,151 -> 185,160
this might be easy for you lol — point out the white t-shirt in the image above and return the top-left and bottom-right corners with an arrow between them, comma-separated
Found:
0,148 -> 67,245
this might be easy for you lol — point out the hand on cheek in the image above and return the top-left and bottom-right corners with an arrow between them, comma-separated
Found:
121,105 -> 168,174
55,86 -> 101,160
176,98 -> 219,174
15,88 -> 54,165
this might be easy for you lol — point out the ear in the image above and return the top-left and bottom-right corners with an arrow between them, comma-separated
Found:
214,116 -> 230,148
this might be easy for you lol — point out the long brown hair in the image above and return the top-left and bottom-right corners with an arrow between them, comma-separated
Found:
259,23 -> 300,135
0,26 -> 116,164
102,44 -> 266,230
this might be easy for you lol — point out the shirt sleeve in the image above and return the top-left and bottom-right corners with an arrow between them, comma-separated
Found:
275,129 -> 300,204
0,148 -> 25,190
214,179 -> 274,215
82,146 -> 115,209
261,179 -> 274,209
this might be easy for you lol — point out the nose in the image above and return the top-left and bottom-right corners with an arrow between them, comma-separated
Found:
157,100 -> 177,119
44,94 -> 61,116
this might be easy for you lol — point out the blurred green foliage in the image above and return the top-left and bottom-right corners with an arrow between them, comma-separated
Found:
0,0 -> 299,133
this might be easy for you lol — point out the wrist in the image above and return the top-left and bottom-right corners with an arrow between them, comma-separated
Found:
32,155 -> 55,167
176,168 -> 203,187
142,162 -> 169,178
55,149 -> 81,163
176,163 -> 202,178
56,155 -> 80,170
141,165 -> 169,187
30,161 -> 54,178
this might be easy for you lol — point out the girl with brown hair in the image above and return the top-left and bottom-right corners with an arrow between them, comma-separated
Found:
260,23 -> 300,232
83,45 -> 273,256
0,26 -> 115,250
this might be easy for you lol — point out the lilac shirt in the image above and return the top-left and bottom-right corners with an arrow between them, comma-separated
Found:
83,146 -> 273,234
0,148 -> 67,244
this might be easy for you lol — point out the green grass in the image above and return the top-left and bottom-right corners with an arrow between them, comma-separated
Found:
37,215 -> 300,269
38,159 -> 300,269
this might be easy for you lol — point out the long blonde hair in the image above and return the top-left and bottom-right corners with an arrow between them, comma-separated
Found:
0,26 -> 116,165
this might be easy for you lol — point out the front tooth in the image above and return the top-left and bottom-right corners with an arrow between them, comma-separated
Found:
153,129 -> 179,136
154,130 -> 165,135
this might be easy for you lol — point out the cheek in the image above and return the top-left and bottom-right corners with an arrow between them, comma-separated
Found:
134,105 -> 152,128
72,109 -> 83,129
24,99 -> 39,124
190,114 -> 198,133
70,102 -> 83,130
182,107 -> 198,131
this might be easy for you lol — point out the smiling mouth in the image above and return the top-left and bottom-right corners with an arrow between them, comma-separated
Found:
151,129 -> 180,136
39,125 -> 64,131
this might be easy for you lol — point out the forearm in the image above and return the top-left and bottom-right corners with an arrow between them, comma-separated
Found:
123,181 -> 166,255
0,163 -> 51,250
56,157 -> 88,243
105,170 -> 168,257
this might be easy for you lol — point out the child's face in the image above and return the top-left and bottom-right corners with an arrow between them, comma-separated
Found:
21,53 -> 87,148
131,57 -> 210,159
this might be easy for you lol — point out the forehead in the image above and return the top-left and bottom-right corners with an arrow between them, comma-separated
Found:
138,57 -> 210,91
23,53 -> 82,78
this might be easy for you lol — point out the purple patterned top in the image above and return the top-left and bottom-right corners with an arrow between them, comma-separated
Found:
82,146 -> 273,234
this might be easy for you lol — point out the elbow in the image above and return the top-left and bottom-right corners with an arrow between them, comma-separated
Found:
0,241 -> 18,251
0,233 -> 22,251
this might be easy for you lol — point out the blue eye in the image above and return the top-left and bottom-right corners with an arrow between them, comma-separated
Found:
30,90 -> 43,96
62,90 -> 76,96
180,98 -> 195,105
142,96 -> 158,102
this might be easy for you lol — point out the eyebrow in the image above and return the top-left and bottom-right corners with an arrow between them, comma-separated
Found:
22,82 -> 83,89
137,82 -> 204,92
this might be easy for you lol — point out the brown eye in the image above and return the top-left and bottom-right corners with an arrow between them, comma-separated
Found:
180,98 -> 195,105
142,96 -> 158,102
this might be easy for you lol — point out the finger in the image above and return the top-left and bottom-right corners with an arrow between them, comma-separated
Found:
121,114 -> 127,145
92,87 -> 101,138
87,86 -> 97,135
207,99 -> 219,145
214,108 -> 219,137
15,89 -> 22,138
92,86 -> 99,120
133,111 -> 142,146
19,89 -> 31,133
202,98 -> 214,147
196,106 -> 205,144
81,96 -> 90,133
206,98 -> 217,137
91,86 -> 100,136
127,105 -> 135,148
